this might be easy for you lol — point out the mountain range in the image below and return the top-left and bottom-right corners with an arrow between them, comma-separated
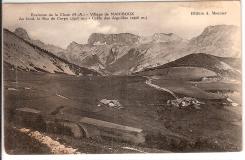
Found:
3,29 -> 99,76
4,24 -> 240,76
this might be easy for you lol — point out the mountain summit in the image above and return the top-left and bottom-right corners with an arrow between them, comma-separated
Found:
139,33 -> 184,44
67,41 -> 81,51
189,25 -> 240,57
152,33 -> 183,42
4,29 -> 99,76
14,27 -> 66,57
88,33 -> 140,45
14,28 -> 31,41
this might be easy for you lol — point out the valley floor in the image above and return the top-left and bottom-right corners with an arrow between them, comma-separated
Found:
3,69 -> 242,154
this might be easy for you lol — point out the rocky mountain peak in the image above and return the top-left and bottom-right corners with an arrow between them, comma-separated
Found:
14,27 -> 31,41
152,33 -> 183,42
68,41 -> 79,47
66,41 -> 81,51
202,24 -> 238,34
198,25 -> 239,40
88,33 -> 140,45
190,24 -> 240,57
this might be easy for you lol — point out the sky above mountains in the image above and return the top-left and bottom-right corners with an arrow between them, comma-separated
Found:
3,1 -> 240,48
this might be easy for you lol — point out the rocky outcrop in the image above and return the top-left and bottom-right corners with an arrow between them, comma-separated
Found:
67,41 -> 80,51
14,27 -> 31,41
105,46 -> 119,65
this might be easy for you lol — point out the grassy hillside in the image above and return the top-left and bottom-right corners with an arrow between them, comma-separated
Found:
3,29 -> 100,76
140,53 -> 240,78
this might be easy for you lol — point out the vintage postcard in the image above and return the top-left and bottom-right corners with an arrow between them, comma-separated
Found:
2,0 -> 242,155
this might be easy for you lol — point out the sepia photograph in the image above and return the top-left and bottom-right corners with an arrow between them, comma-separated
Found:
2,0 -> 242,155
